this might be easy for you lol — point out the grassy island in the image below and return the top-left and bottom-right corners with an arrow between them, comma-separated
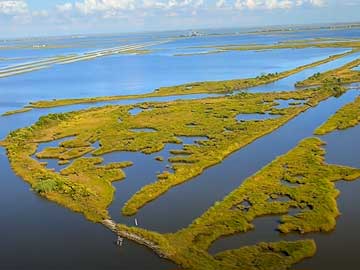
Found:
315,96 -> 360,135
1,107 -> 32,116
0,77 -> 359,270
0,85 -> 344,221
113,138 -> 360,270
296,58 -> 360,87
180,39 -> 360,56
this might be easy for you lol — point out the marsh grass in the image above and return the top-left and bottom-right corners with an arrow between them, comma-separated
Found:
0,86 -> 340,221
114,138 -> 360,270
296,58 -> 360,87
315,96 -> 360,135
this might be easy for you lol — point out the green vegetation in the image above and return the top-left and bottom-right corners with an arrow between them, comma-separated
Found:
180,40 -> 360,56
1,107 -> 32,116
0,111 -> 133,221
36,145 -> 94,161
0,86 -> 342,221
155,156 -> 164,161
296,58 -> 360,87
114,138 -> 360,270
122,87 -> 338,216
315,96 -> 360,135
125,49 -> 152,55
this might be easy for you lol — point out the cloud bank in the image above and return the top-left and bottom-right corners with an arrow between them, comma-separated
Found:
1,0 -> 358,37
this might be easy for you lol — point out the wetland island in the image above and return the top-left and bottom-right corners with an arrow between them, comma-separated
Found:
0,4 -> 360,270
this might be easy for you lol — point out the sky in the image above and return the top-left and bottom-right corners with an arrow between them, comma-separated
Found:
0,0 -> 359,38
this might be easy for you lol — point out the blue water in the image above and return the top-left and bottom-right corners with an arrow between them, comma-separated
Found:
0,47 -> 346,104
236,113 -> 280,121
153,28 -> 360,55
0,33 -> 160,59
208,122 -> 360,270
249,51 -> 360,93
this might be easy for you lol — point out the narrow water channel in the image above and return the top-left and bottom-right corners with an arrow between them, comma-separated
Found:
248,51 -> 360,93
208,124 -> 360,270
134,89 -> 359,233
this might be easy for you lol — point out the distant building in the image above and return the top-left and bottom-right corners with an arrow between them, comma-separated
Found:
179,31 -> 204,38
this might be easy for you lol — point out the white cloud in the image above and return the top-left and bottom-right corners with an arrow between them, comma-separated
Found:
216,0 -> 226,8
68,0 -> 205,18
75,0 -> 136,15
56,2 -> 73,13
0,0 -> 28,15
143,0 -> 204,9
235,0 -> 257,10
0,0 -> 330,30
32,10 -> 49,17
143,0 -> 167,8
234,0 -> 326,10
309,0 -> 324,6
0,0 -> 330,20
165,11 -> 178,16
266,0 -> 292,9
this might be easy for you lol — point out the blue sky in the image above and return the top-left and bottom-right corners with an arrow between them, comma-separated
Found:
0,0 -> 359,37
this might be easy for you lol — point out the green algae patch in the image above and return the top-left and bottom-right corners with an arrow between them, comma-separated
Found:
315,96 -> 360,135
114,137 -> 359,270
23,50 -> 353,110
